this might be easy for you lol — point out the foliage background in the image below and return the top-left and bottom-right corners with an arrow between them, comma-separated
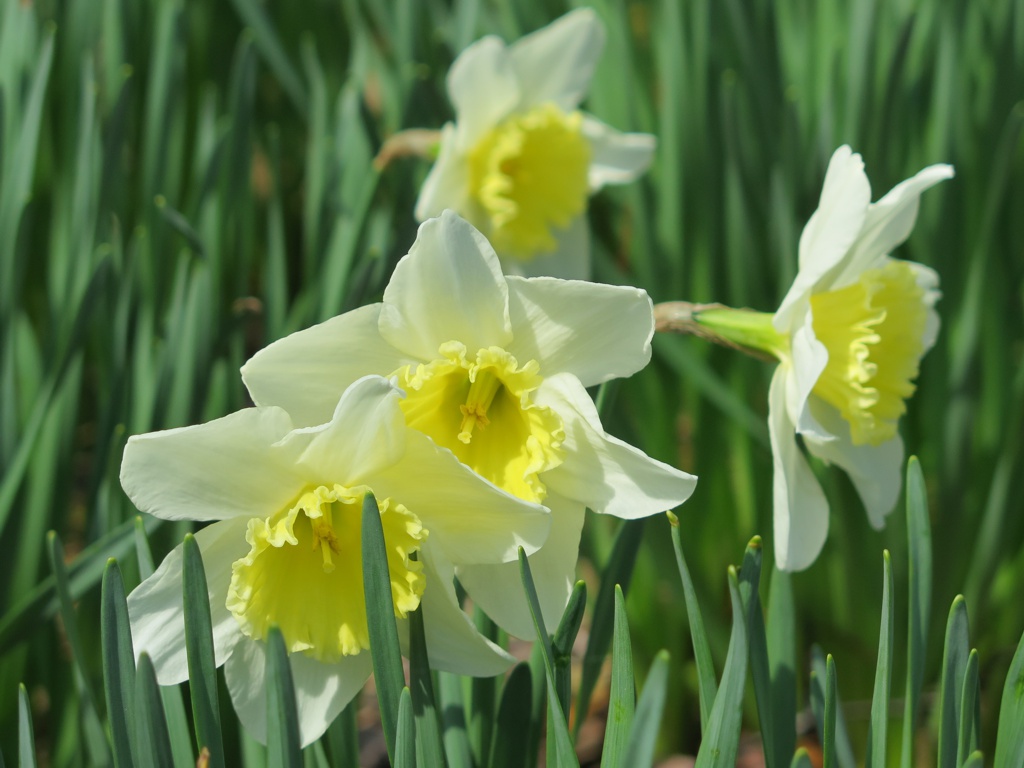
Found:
0,0 -> 1021,762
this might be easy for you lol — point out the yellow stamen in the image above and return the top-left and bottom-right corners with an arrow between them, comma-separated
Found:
467,103 -> 591,258
226,485 -> 427,662
394,342 -> 564,502
810,261 -> 929,445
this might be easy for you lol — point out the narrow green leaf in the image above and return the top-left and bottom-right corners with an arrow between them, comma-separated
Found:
469,609 -> 497,767
408,606 -> 446,768
961,751 -> 984,768
134,654 -> 174,768
901,456 -> 932,768
993,622 -> 1024,768
18,683 -> 36,768
766,566 -> 796,765
576,518 -> 644,737
490,664 -> 534,768
437,671 -> 474,768
670,517 -> 717,731
809,647 -> 855,768
600,585 -> 635,768
101,559 -> 138,768
552,581 -> 587,717
738,537 -> 775,767
395,688 -> 416,768
265,626 -> 302,768
823,656 -> 837,768
621,650 -> 670,768
957,649 -> 980,766
0,462 -> 163,657
790,749 -> 813,768
182,533 -> 225,767
938,596 -> 970,768
323,700 -> 359,768
695,567 -> 747,768
226,0 -> 308,114
361,491 -> 405,765
46,532 -> 111,766
867,551 -> 894,768
159,681 -> 195,765
518,548 -> 579,768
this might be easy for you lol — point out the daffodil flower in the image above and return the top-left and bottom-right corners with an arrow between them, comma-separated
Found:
414,8 -> 656,279
123,375 -> 549,746
242,211 -> 697,638
669,146 -> 952,571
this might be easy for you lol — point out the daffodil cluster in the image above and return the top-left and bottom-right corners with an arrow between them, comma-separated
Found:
123,210 -> 696,744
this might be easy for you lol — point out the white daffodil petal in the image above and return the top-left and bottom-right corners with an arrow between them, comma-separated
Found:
505,275 -> 653,386
788,320 -> 831,441
768,366 -> 830,572
128,519 -> 249,684
777,146 -> 871,329
241,304 -> 410,428
582,116 -> 656,191
120,407 -> 301,522
907,260 -> 942,351
367,428 -> 550,565
289,652 -> 374,747
833,164 -> 954,289
508,8 -> 605,111
224,633 -> 372,747
447,36 -> 520,148
503,213 -> 591,280
291,376 -> 408,486
455,493 -> 585,640
415,124 -> 471,221
538,374 -> 697,518
379,212 -> 513,360
804,400 -> 903,529
409,548 -> 517,675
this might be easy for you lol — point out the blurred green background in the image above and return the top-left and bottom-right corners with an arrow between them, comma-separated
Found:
0,0 -> 1021,763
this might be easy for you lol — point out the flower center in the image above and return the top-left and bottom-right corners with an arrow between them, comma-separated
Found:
394,341 -> 565,502
226,485 -> 426,663
467,103 -> 591,258
810,261 -> 929,446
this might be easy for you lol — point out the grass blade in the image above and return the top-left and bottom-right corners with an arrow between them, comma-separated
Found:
993,622 -> 1024,768
18,683 -> 36,768
394,687 -> 416,768
957,649 -> 980,766
867,551 -> 894,768
810,647 -> 855,768
937,595 -> 970,768
575,518 -> 644,737
901,456 -> 932,768
101,559 -> 138,768
182,533 -> 225,767
361,491 -> 405,765
601,585 -> 635,768
738,537 -> 776,767
621,650 -> 670,768
46,532 -> 111,766
766,566 -> 796,765
265,626 -> 301,768
552,580 -> 587,718
490,664 -> 534,768
670,515 -> 718,732
695,567 -> 747,768
408,606 -> 446,768
134,654 -> 175,768
823,655 -> 837,768
518,547 -> 579,768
